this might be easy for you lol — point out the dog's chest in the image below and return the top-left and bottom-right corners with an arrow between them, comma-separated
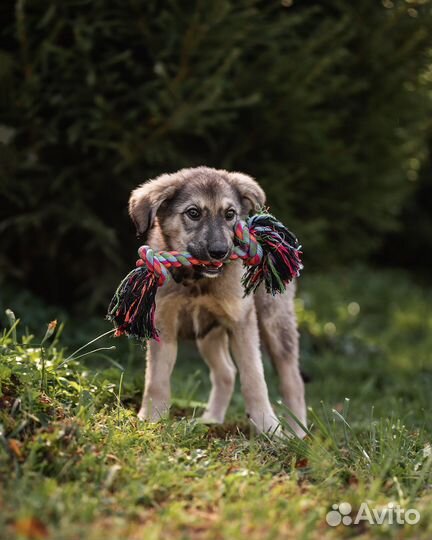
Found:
180,282 -> 244,324
157,264 -> 250,336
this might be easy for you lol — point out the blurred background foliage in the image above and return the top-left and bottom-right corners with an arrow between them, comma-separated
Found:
0,0 -> 431,313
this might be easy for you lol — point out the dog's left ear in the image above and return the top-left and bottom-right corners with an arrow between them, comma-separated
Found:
227,172 -> 266,215
129,173 -> 178,237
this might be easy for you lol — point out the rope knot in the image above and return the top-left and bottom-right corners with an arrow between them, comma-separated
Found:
233,220 -> 263,265
137,247 -> 170,285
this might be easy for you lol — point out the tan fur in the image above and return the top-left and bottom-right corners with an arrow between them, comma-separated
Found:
129,167 -> 306,437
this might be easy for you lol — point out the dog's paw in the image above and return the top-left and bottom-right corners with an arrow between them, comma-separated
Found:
198,411 -> 224,425
265,422 -> 283,439
286,422 -> 308,439
138,404 -> 166,423
249,412 -> 282,438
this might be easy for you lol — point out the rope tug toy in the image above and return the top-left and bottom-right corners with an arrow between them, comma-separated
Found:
107,211 -> 303,341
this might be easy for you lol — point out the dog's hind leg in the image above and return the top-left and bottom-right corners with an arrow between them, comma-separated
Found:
196,327 -> 236,424
255,284 -> 307,438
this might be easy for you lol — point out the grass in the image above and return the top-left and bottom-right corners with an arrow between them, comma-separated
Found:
1,267 -> 432,539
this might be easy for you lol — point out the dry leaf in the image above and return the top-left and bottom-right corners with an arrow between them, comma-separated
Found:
14,517 -> 48,539
295,457 -> 309,469
348,474 -> 359,486
9,439 -> 22,459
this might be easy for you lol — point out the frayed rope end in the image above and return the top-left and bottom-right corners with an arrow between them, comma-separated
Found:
106,266 -> 160,341
241,212 -> 303,295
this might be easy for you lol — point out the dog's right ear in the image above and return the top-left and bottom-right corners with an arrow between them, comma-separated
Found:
129,174 -> 178,237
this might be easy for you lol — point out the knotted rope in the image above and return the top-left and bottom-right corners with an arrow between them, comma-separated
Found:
107,212 -> 303,341
136,220 -> 263,286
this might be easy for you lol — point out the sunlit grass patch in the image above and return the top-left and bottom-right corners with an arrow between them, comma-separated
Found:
1,268 -> 431,539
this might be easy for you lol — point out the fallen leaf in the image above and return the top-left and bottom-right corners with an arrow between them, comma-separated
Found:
295,457 -> 309,469
39,394 -> 52,405
14,517 -> 48,539
348,474 -> 359,486
9,439 -> 22,459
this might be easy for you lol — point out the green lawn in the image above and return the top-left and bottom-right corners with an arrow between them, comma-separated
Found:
1,268 -> 431,539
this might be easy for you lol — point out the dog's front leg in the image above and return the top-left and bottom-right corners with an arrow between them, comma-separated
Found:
138,338 -> 178,422
230,308 -> 280,435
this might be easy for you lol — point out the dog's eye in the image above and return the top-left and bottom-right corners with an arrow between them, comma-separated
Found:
186,207 -> 201,220
225,209 -> 236,220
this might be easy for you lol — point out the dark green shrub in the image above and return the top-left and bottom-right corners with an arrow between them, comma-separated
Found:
0,0 -> 431,309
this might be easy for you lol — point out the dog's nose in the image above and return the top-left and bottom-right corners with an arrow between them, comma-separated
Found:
208,244 -> 229,261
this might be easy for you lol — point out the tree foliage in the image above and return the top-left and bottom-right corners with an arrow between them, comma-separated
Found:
0,0 -> 431,309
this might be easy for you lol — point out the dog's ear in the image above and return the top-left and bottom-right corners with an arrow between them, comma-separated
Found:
129,174 -> 178,237
227,172 -> 266,214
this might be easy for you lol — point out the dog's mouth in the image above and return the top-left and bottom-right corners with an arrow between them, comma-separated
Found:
197,264 -> 224,279
171,263 -> 225,284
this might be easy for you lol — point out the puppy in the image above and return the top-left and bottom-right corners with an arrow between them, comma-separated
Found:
128,167 -> 306,436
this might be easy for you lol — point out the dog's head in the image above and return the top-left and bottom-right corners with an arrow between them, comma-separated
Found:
129,167 -> 265,279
